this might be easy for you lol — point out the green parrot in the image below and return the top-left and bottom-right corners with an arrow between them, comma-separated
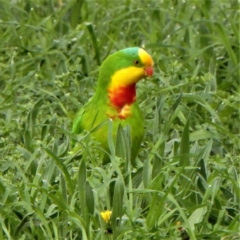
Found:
72,47 -> 154,164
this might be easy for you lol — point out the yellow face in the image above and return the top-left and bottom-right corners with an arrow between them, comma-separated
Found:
109,48 -> 154,88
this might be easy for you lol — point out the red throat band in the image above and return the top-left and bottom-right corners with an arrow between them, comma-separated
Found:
108,84 -> 136,109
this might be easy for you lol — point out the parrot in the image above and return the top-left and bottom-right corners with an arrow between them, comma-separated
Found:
72,47 -> 154,164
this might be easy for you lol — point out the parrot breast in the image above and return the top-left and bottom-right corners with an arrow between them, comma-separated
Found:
108,84 -> 136,108
107,84 -> 136,120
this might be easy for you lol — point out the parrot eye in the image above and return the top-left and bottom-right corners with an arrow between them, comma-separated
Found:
133,60 -> 139,65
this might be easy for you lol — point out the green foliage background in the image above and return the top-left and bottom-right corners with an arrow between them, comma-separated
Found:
0,0 -> 239,239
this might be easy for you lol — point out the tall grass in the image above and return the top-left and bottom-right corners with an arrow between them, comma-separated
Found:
0,0 -> 239,239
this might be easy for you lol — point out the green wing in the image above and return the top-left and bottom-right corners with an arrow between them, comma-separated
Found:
72,97 -> 144,164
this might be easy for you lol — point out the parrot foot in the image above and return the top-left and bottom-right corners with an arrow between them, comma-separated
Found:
106,104 -> 131,120
118,104 -> 131,119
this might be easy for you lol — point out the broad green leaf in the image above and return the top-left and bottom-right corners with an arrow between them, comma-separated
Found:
78,159 -> 87,218
85,181 -> 95,216
188,206 -> 208,231
112,177 -> 124,229
179,116 -> 190,166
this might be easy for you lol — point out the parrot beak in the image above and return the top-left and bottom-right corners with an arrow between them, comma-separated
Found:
144,66 -> 154,77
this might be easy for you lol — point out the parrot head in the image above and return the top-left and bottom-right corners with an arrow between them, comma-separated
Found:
98,47 -> 154,88
96,47 -> 154,119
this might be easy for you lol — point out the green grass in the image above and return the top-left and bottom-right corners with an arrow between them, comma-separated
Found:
0,0 -> 239,239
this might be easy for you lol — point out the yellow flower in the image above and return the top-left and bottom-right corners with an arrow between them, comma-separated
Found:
100,210 -> 112,223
